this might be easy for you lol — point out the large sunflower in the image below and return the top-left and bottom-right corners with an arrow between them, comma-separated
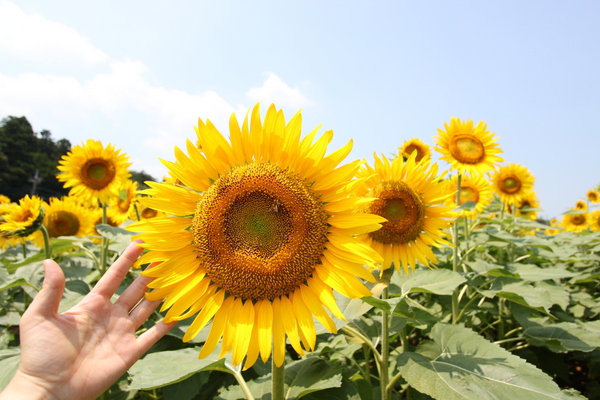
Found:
561,210 -> 588,233
444,174 -> 493,218
587,210 -> 600,232
107,179 -> 138,225
43,196 -> 94,239
490,163 -> 535,206
398,138 -> 430,163
0,195 -> 45,238
127,104 -> 385,369
434,117 -> 503,176
57,139 -> 132,205
354,153 -> 454,274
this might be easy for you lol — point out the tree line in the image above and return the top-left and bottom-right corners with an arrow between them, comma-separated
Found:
0,116 -> 155,202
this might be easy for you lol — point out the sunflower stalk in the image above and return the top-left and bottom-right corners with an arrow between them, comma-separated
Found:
272,359 -> 285,400
40,225 -> 52,260
99,204 -> 109,275
380,286 -> 391,400
451,174 -> 462,324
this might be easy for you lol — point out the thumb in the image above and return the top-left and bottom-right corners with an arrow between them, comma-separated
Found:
26,259 -> 66,318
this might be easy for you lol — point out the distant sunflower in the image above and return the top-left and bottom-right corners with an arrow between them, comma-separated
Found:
107,180 -> 138,225
355,153 -> 454,274
575,200 -> 587,211
0,195 -> 11,204
57,139 -> 132,205
587,190 -> 600,204
445,174 -> 493,218
509,191 -> 540,220
561,211 -> 588,233
0,195 -> 45,238
434,117 -> 503,175
127,104 -> 384,369
588,210 -> 600,232
132,203 -> 165,220
399,138 -> 430,162
43,197 -> 94,238
490,163 -> 535,206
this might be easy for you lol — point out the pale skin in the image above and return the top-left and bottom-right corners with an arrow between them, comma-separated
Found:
0,240 -> 176,400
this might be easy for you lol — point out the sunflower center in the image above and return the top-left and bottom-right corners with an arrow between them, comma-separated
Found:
46,210 -> 80,238
192,163 -> 328,301
367,181 -> 425,245
500,175 -> 522,194
404,144 -> 425,162
459,185 -> 479,204
141,207 -> 158,219
449,135 -> 485,164
571,215 -> 586,226
81,158 -> 116,190
16,210 -> 34,223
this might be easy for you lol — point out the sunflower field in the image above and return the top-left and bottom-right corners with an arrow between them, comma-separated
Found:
1,104 -> 599,400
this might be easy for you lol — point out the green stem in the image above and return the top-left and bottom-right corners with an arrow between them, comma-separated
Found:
451,174 -> 462,324
381,287 -> 390,400
230,369 -> 255,400
40,225 -> 52,260
99,204 -> 108,275
341,326 -> 382,366
455,292 -> 482,324
497,299 -> 505,342
272,358 -> 285,400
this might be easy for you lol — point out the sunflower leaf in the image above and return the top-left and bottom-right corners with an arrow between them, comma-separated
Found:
127,347 -> 230,390
0,349 -> 20,391
397,323 -> 586,400
391,268 -> 466,297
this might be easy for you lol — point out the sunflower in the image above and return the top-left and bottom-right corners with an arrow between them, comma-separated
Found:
508,191 -> 540,220
561,210 -> 588,233
444,174 -> 493,218
398,138 -> 430,163
57,139 -> 132,205
575,200 -> 587,211
354,152 -> 454,274
0,195 -> 11,204
131,203 -> 165,221
433,117 -> 503,176
588,210 -> 600,232
127,103 -> 385,369
0,195 -> 45,238
43,197 -> 94,239
490,163 -> 535,206
587,190 -> 600,204
107,179 -> 138,225
544,218 -> 561,235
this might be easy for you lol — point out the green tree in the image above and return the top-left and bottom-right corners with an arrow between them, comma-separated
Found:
0,116 -> 71,201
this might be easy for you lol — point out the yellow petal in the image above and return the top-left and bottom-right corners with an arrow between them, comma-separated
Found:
183,287 -> 223,341
256,299 -> 273,363
300,285 -> 337,333
232,300 -> 255,366
291,291 -> 316,350
199,296 -> 235,359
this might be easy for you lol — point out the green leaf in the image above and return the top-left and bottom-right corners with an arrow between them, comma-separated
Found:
127,347 -> 231,390
397,323 -> 585,399
507,263 -> 578,282
2,239 -> 77,273
0,349 -> 20,391
285,357 -> 343,399
524,322 -> 600,352
392,269 -> 466,297
96,224 -> 137,254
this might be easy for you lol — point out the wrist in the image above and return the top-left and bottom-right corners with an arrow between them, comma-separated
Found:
0,370 -> 56,400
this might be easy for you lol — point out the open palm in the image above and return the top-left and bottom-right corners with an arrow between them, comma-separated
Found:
4,241 -> 175,400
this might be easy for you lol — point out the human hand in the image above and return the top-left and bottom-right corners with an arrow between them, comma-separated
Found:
0,240 -> 175,400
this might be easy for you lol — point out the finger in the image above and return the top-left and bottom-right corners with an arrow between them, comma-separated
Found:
130,320 -> 177,363
127,297 -> 163,328
90,240 -> 144,298
114,262 -> 158,311
25,259 -> 66,318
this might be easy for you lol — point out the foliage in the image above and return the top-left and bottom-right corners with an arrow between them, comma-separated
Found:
0,116 -> 71,201
0,210 -> 598,400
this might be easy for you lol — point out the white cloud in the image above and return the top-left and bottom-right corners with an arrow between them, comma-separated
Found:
247,72 -> 315,109
0,0 -> 107,66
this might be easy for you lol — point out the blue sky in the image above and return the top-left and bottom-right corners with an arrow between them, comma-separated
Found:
1,0 -> 599,219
